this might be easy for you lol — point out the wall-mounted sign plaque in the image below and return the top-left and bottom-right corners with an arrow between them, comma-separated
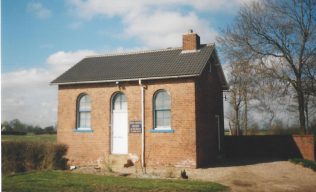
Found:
130,121 -> 142,133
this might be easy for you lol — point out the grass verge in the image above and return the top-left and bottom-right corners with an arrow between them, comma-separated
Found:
2,170 -> 228,192
289,158 -> 316,171
1,134 -> 56,143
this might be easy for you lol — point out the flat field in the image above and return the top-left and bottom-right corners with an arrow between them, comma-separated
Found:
1,134 -> 56,143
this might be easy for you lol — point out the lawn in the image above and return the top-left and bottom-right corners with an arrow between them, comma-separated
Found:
1,134 -> 56,143
2,170 -> 228,192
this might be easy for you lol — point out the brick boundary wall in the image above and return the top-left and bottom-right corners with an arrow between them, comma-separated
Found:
224,135 -> 315,161
292,135 -> 315,161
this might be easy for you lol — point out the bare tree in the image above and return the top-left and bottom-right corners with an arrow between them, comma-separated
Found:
218,0 -> 316,134
225,59 -> 254,135
251,78 -> 285,129
228,71 -> 243,135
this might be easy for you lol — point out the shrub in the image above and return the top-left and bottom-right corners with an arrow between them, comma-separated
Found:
290,158 -> 316,171
2,141 -> 68,175
34,129 -> 57,135
1,131 -> 27,135
52,144 -> 69,170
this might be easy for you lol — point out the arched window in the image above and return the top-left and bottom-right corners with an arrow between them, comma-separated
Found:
113,92 -> 127,111
77,94 -> 91,130
154,90 -> 171,129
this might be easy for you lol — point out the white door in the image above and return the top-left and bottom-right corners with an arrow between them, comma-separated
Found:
112,93 -> 128,154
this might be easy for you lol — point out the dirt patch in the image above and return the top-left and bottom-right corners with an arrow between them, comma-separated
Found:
232,180 -> 255,187
187,161 -> 316,192
73,161 -> 316,192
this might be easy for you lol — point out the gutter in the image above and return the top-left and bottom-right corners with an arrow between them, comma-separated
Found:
50,74 -> 198,85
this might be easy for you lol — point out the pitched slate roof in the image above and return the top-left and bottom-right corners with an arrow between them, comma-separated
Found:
51,44 -> 215,84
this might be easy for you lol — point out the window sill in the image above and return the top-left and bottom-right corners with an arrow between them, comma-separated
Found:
73,129 -> 94,133
150,129 -> 175,133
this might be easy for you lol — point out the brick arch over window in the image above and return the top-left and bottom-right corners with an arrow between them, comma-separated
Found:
153,90 -> 171,130
76,93 -> 91,130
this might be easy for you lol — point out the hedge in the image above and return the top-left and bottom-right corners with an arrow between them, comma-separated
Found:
1,131 -> 27,135
2,141 -> 68,175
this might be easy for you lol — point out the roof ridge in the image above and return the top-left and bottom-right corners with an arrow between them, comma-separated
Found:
85,43 -> 214,58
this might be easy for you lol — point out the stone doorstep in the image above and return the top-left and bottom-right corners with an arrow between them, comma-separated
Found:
108,154 -> 130,167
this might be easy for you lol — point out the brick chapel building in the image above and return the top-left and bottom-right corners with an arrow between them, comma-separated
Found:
52,30 -> 228,168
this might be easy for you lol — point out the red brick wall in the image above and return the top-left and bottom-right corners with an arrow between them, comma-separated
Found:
182,33 -> 200,50
195,58 -> 224,167
57,78 -> 197,167
57,83 -> 117,165
293,135 -> 315,161
144,79 -> 197,167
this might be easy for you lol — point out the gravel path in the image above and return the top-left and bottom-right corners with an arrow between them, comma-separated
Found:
74,161 -> 316,192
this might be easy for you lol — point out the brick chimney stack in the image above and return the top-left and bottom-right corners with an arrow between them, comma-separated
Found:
182,29 -> 200,51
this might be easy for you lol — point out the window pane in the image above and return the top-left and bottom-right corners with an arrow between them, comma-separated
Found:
85,112 -> 91,128
79,113 -> 85,128
154,91 -> 171,128
120,94 -> 127,110
156,110 -> 163,119
155,110 -> 170,128
114,97 -> 120,110
78,94 -> 91,129
156,111 -> 164,127
113,93 -> 127,110
79,112 -> 91,128
155,91 -> 170,110
79,112 -> 85,128
79,95 -> 91,111
163,111 -> 171,126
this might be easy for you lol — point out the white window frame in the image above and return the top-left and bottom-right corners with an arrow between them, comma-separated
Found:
76,94 -> 92,131
153,90 -> 171,130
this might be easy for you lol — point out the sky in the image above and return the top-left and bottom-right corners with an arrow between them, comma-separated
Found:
2,0 -> 251,127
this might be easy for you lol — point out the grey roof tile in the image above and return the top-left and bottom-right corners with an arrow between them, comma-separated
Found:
51,44 -> 214,84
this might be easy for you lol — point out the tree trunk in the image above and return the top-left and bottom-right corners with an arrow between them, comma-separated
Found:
268,110 -> 275,130
304,95 -> 309,134
235,107 -> 240,136
297,88 -> 306,134
243,92 -> 248,135
229,121 -> 233,136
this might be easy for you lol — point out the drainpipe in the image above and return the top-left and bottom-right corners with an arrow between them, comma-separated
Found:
215,115 -> 221,152
139,79 -> 145,168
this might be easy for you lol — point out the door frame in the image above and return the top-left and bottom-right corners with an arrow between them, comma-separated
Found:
110,92 -> 128,154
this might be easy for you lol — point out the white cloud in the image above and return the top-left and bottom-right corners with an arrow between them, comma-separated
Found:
123,11 -> 217,48
66,0 -> 250,48
67,0 -> 253,18
47,50 -> 98,75
27,2 -> 52,19
1,50 -> 98,127
2,69 -> 57,127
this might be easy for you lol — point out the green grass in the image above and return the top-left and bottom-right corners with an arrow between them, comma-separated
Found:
2,170 -> 228,192
1,134 -> 56,143
290,158 -> 316,171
